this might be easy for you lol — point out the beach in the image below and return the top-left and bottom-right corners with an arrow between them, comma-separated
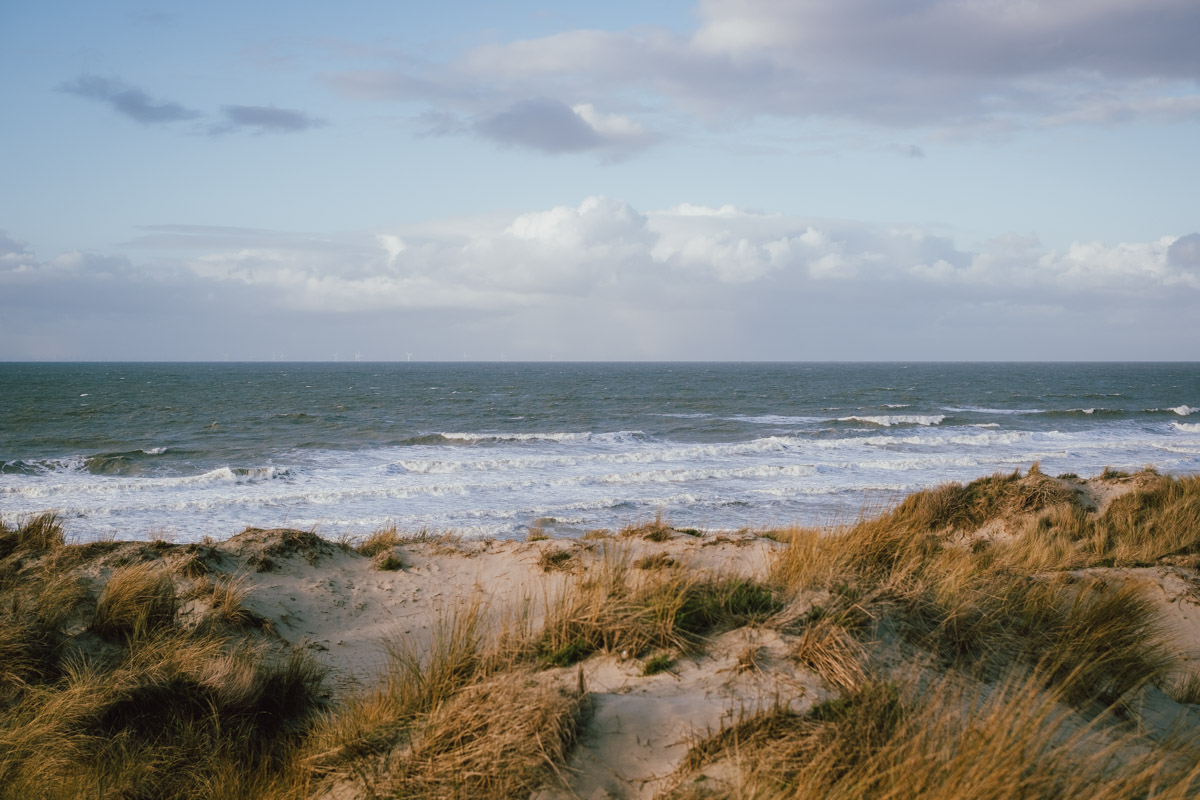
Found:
4,467 -> 1200,798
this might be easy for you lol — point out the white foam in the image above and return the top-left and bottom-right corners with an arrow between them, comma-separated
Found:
1171,406 -> 1196,416
944,406 -> 1045,415
438,430 -> 644,444
6,400 -> 1200,543
838,414 -> 945,427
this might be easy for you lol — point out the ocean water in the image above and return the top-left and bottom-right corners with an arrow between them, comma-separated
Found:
1,362 -> 1198,542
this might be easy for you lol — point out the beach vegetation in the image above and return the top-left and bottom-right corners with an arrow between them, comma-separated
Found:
538,548 -> 573,572
373,552 -> 404,571
635,552 -> 677,570
0,545 -> 326,800
643,653 -> 674,675
356,525 -> 402,558
6,466 -> 1200,798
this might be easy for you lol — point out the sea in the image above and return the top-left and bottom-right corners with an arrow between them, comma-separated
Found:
1,363 -> 1198,542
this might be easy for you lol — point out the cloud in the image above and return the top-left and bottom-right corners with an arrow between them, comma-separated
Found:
1168,232 -> 1200,269
58,75 -> 201,124
476,98 -> 603,153
4,204 -> 1199,359
423,98 -> 656,158
58,75 -> 325,136
324,0 -> 1200,144
211,105 -> 327,135
0,230 -> 36,272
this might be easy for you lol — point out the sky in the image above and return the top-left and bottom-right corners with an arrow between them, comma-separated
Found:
1,0 -> 1198,361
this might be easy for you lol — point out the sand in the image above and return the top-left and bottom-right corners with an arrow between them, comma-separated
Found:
46,470 -> 1200,799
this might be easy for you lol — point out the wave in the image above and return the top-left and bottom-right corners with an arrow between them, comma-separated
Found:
432,430 -> 647,445
946,405 -> 1196,419
1174,423 -> 1200,433
943,406 -> 1046,415
1038,408 -> 1128,418
837,414 -> 945,427
0,464 -> 292,497
384,435 -> 807,475
0,457 -> 84,476
726,415 -> 822,425
84,448 -> 177,475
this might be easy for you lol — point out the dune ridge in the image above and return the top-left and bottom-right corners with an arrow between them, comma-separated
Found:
3,466 -> 1200,798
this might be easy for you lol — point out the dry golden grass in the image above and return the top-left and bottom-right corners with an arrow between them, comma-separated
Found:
538,548 -> 574,572
535,545 -> 781,667
635,551 -> 678,570
308,599 -> 490,772
675,670 -> 1200,800
189,573 -> 273,632
379,670 -> 590,799
770,469 -> 1182,709
620,511 -> 676,541
356,525 -> 402,558
0,511 -> 66,556
0,546 -> 326,800
91,562 -> 179,643
7,468 -> 1200,799
790,611 -> 867,694
983,471 -> 1200,569
305,597 -> 591,799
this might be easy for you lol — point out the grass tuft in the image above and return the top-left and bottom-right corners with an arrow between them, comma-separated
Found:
0,512 -> 65,559
538,549 -> 573,572
643,653 -> 674,675
91,563 -> 179,643
356,525 -> 401,558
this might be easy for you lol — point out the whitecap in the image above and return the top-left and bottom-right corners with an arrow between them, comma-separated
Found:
837,414 -> 945,427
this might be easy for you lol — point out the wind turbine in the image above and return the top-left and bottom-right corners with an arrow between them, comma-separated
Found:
354,352 -> 363,361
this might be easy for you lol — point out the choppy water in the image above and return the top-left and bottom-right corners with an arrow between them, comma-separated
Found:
1,362 -> 1198,541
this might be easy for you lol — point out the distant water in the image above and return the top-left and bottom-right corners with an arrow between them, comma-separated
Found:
2,363 -> 1198,542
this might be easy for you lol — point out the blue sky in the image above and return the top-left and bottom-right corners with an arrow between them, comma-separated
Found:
2,0 -> 1198,360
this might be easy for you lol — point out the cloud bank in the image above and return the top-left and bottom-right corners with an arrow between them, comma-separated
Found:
327,0 -> 1200,152
3,199 -> 1197,360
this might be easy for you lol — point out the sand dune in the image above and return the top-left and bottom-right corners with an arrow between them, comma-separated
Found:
4,467 -> 1200,798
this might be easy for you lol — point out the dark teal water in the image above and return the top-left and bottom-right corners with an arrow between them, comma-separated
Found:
2,363 -> 1198,540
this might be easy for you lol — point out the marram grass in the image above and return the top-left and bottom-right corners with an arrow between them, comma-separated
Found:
2,467 -> 1200,799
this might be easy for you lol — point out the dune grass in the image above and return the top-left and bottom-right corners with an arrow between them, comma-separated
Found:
0,523 -> 327,800
5,468 -> 1200,799
534,544 -> 781,667
770,468 -> 1187,704
673,670 -> 1200,800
